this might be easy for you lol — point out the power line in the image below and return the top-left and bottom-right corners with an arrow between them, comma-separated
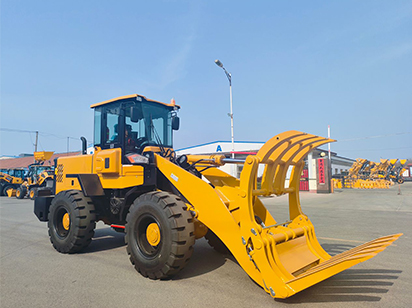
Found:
0,128 -> 36,134
338,146 -> 412,152
339,132 -> 412,142
0,128 -> 90,141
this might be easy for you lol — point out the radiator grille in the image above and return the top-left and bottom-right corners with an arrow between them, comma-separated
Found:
56,164 -> 64,182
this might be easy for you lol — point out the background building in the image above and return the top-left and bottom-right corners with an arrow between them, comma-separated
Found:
176,140 -> 355,192
0,152 -> 80,171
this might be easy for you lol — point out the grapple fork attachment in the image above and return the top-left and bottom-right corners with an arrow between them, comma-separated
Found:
232,131 -> 402,298
155,130 -> 402,299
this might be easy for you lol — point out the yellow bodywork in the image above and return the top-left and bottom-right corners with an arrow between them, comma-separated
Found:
90,94 -> 180,109
55,147 -> 144,194
34,151 -> 54,162
0,172 -> 23,185
7,188 -> 16,197
155,130 -> 401,298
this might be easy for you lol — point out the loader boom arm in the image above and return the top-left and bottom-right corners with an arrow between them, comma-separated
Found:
156,130 -> 402,298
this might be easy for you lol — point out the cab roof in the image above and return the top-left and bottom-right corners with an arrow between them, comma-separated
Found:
90,94 -> 180,109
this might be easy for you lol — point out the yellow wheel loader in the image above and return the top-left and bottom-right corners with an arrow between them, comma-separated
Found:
34,94 -> 402,299
14,151 -> 54,199
388,159 -> 407,184
0,169 -> 25,196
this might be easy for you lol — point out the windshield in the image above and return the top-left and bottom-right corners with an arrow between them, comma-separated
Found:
94,98 -> 175,150
29,165 -> 53,174
125,101 -> 173,148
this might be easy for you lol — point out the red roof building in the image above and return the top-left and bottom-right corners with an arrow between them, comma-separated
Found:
0,152 -> 81,170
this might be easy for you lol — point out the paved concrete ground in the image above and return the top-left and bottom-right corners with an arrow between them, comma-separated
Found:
1,183 -> 411,308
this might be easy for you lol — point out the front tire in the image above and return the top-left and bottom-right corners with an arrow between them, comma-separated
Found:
48,190 -> 96,253
29,188 -> 38,200
16,186 -> 27,199
125,191 -> 195,279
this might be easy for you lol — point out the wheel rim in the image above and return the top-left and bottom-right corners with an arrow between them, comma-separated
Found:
30,190 -> 35,199
62,213 -> 70,230
54,206 -> 70,238
135,214 -> 162,259
146,223 -> 161,246
16,190 -> 20,197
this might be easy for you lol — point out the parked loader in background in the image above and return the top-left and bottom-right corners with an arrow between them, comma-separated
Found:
0,169 -> 25,196
12,151 -> 55,199
332,158 -> 402,189
388,159 -> 407,184
34,94 -> 402,299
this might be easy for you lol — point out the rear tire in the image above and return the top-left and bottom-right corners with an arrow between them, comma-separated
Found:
1,184 -> 10,196
3,185 -> 13,196
48,190 -> 96,253
125,191 -> 195,279
16,186 -> 27,199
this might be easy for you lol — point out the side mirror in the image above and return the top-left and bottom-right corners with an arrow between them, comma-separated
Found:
131,106 -> 143,122
172,116 -> 180,130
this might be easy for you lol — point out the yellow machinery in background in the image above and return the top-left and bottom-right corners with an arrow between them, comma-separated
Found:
0,169 -> 24,196
34,94 -> 402,299
333,157 -> 405,189
388,159 -> 407,184
10,151 -> 55,199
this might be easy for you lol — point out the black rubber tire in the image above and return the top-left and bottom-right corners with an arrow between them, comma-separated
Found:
205,229 -> 230,254
16,186 -> 27,199
125,191 -> 195,279
48,190 -> 96,253
3,185 -> 14,196
1,184 -> 11,196
398,178 -> 404,184
29,188 -> 38,200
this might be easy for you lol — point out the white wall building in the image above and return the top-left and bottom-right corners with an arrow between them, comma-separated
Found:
176,140 -> 355,192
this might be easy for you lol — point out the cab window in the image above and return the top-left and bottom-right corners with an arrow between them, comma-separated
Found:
105,107 -> 121,147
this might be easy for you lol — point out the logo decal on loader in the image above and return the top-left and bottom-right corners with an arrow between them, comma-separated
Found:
171,173 -> 179,182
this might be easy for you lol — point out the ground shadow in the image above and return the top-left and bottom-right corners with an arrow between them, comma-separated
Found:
172,239 -> 230,280
277,268 -> 402,303
321,243 -> 357,256
79,229 -> 228,278
274,243 -> 402,303
79,227 -> 126,253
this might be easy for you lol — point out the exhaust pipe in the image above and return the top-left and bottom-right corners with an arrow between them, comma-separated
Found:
80,137 -> 87,155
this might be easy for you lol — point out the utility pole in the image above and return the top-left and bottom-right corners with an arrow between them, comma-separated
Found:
215,59 -> 236,177
35,131 -> 39,152
328,125 -> 331,161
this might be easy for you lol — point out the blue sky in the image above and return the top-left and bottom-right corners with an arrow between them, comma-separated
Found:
1,0 -> 411,161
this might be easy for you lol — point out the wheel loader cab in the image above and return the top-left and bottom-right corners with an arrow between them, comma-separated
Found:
92,95 -> 179,161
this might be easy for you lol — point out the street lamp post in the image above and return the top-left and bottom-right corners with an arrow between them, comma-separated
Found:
215,59 -> 235,176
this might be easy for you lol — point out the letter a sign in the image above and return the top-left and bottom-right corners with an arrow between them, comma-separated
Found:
216,145 -> 222,152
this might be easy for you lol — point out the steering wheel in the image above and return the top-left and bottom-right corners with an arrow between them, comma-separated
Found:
139,140 -> 160,152
136,137 -> 148,147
